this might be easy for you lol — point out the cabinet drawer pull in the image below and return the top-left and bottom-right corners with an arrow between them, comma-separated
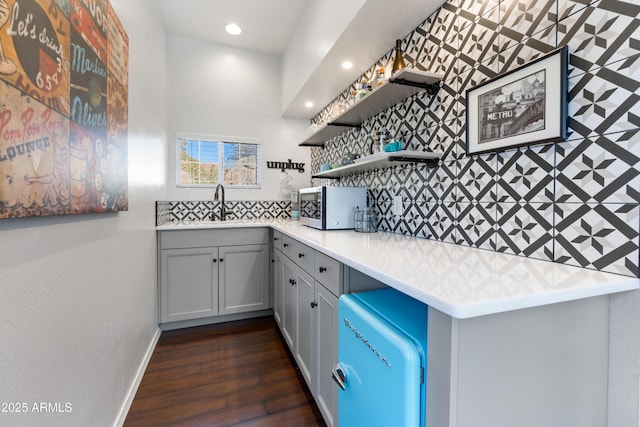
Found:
213,259 -> 217,263
283,243 -> 289,247
310,302 -> 317,308
291,279 -> 296,286
274,237 -> 279,241
318,266 -> 327,273
298,253 -> 305,258
219,258 -> 224,262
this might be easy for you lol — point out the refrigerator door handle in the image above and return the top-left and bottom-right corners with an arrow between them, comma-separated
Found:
332,364 -> 346,391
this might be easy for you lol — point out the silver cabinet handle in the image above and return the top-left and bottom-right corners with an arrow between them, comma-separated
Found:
331,364 -> 346,391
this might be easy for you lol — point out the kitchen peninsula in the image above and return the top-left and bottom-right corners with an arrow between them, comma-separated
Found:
156,219 -> 640,427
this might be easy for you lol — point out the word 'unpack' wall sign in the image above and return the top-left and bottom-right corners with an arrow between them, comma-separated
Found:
0,0 -> 129,219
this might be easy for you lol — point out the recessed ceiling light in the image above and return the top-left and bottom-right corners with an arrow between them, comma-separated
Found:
225,23 -> 242,35
342,61 -> 353,70
305,101 -> 314,108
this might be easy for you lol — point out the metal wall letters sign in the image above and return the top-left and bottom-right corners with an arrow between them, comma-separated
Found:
266,159 -> 305,173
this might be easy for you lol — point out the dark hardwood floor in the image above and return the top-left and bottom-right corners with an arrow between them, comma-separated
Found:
124,316 -> 327,427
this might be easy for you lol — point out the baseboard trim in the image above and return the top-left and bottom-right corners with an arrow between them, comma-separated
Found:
113,327 -> 161,427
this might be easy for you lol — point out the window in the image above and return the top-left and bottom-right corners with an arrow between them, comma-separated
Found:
176,134 -> 261,188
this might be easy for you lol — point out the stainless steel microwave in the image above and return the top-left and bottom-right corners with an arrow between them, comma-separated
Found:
299,186 -> 367,230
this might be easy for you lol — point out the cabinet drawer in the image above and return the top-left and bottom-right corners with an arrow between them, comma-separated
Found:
292,241 -> 316,275
160,228 -> 269,249
281,234 -> 315,274
281,234 -> 298,260
272,230 -> 282,251
315,252 -> 342,296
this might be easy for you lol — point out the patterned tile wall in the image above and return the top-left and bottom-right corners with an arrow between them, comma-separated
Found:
311,0 -> 640,277
155,200 -> 292,225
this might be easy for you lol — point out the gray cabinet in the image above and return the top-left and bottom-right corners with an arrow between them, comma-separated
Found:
273,245 -> 283,327
218,245 -> 269,315
295,267 -> 315,388
160,247 -> 219,322
158,228 -> 270,325
273,232 -> 342,427
314,282 -> 338,427
281,255 -> 297,350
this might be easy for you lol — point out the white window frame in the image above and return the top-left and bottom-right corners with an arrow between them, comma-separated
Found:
176,133 -> 262,189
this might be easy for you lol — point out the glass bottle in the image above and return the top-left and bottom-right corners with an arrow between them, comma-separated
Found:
392,39 -> 406,75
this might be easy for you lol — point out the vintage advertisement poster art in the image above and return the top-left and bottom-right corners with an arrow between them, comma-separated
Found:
0,81 -> 71,218
466,46 -> 568,155
70,28 -> 107,139
106,74 -> 127,211
68,122 -> 108,214
0,0 -> 127,219
0,0 -> 71,118
70,0 -> 107,64
106,1 -> 127,89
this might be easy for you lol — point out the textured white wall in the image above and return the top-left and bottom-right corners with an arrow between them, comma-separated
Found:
0,1 -> 169,426
166,35 -> 311,202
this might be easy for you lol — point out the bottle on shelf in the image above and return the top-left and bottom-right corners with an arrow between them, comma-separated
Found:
392,39 -> 406,75
355,78 -> 370,101
370,67 -> 386,88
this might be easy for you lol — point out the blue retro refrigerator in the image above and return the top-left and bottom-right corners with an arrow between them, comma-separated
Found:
333,288 -> 428,427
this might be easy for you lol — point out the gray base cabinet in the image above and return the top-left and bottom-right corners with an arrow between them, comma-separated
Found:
295,267 -> 315,388
272,231 -> 341,427
219,244 -> 269,315
280,255 -> 297,349
426,296 -> 610,427
161,247 -> 220,322
158,228 -> 270,325
313,284 -> 338,426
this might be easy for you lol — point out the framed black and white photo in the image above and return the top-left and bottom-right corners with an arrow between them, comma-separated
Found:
466,46 -> 568,155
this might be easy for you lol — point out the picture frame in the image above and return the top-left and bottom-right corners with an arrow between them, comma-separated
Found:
466,46 -> 568,155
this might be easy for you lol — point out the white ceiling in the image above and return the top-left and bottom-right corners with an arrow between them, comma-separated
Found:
156,0 -> 443,119
157,0 -> 308,55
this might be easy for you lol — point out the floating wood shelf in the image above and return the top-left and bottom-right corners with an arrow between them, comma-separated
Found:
312,150 -> 442,179
299,68 -> 442,147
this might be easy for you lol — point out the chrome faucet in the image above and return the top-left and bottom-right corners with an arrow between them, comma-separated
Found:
213,183 -> 226,221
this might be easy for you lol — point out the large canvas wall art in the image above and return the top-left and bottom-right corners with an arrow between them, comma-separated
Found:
0,0 -> 128,219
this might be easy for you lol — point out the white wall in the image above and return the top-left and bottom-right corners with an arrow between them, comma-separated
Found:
0,1 -> 169,426
280,0 -> 366,114
167,35 -> 311,202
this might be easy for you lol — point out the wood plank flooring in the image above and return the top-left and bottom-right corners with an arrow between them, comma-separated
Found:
124,316 -> 327,427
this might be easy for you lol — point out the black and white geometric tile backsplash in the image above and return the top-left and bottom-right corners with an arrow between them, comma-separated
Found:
311,0 -> 640,278
156,200 -> 292,225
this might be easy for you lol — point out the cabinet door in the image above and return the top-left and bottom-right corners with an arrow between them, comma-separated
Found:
218,244 -> 269,315
315,284 -> 338,427
273,249 -> 283,327
160,247 -> 219,322
281,257 -> 297,350
296,269 -> 315,390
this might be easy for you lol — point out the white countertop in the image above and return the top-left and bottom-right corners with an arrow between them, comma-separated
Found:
157,219 -> 640,319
